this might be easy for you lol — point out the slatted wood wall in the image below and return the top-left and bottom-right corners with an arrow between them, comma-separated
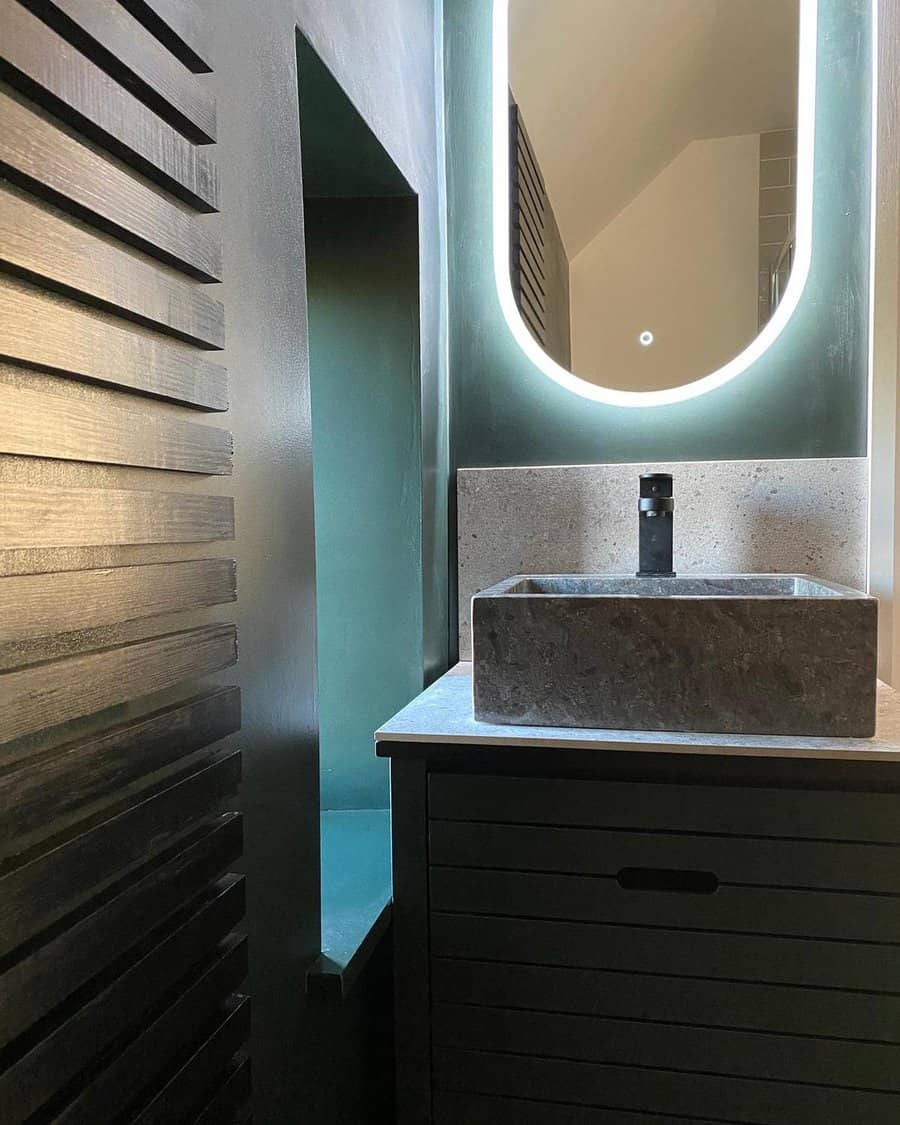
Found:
509,101 -> 548,349
0,1 -> 249,1121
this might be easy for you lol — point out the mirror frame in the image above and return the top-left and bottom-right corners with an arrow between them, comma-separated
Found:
493,0 -> 818,407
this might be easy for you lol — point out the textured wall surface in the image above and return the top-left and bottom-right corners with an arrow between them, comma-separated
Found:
210,0 -> 447,1120
445,0 -> 872,467
458,459 -> 869,657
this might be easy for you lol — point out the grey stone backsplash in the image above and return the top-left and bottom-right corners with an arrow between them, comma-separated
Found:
458,459 -> 869,659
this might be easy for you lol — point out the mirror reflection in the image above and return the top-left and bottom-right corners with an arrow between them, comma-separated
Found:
508,0 -> 801,393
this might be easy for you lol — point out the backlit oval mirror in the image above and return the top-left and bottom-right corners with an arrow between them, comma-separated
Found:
495,0 -> 814,404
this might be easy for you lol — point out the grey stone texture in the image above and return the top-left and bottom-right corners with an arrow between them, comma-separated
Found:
472,575 -> 878,737
458,459 -> 869,659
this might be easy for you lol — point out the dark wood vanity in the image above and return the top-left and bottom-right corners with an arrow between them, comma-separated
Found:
379,665 -> 900,1125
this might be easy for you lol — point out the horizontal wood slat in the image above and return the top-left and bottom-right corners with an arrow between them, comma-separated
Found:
0,186 -> 225,347
0,280 -> 228,409
119,0 -> 213,73
131,994 -> 251,1125
53,947 -> 248,1125
432,958 -> 900,1045
0,91 -> 221,280
192,1055 -> 252,1125
428,773 -> 900,843
19,0 -> 216,142
0,877 -> 244,1125
0,751 -> 240,955
430,864 -> 900,944
0,0 -> 218,209
0,688 -> 240,856
0,377 -> 232,472
430,819 -> 900,895
1,558 -> 236,644
0,623 -> 237,743
433,1003 -> 900,1094
0,482 -> 234,549
434,1092 -> 726,1125
431,911 -> 900,994
0,814 -> 242,1048
434,1048 -> 900,1125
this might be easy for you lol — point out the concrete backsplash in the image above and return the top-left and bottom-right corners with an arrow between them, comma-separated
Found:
457,459 -> 869,659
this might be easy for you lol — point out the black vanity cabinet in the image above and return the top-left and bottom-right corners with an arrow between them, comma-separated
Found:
381,736 -> 900,1125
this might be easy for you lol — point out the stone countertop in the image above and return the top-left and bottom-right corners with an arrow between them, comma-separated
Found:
376,663 -> 900,762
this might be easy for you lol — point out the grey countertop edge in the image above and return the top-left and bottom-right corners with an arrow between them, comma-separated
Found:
376,663 -> 900,763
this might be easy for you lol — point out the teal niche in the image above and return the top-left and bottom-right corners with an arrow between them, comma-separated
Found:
444,0 -> 872,467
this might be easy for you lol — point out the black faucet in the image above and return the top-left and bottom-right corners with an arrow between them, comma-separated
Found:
637,472 -> 675,577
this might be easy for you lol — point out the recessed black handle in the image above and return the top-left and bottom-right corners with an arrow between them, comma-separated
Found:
617,867 -> 719,895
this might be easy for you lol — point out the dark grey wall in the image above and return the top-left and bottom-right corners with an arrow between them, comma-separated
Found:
209,1 -> 447,1120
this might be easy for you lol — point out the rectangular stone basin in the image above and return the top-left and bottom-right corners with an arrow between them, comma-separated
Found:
472,575 -> 878,737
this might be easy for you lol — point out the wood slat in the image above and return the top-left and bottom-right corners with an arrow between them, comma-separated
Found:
0,482 -> 234,549
430,819 -> 900,895
130,995 -> 251,1125
53,951 -> 248,1125
0,90 -> 221,280
0,878 -> 244,1125
119,0 -> 213,74
0,686 -> 240,856
0,0 -> 218,209
434,1092 -> 726,1125
0,814 -> 242,1048
433,1003 -> 900,1094
19,0 -> 216,142
0,623 -> 237,743
0,751 -> 240,955
0,280 -> 228,409
0,377 -> 232,472
1,558 -> 236,645
191,1054 -> 251,1125
430,865 -> 900,945
428,773 -> 900,844
432,958 -> 900,1045
0,186 -> 224,348
431,912 -> 900,994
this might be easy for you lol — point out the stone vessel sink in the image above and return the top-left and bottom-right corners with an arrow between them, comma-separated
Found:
472,575 -> 878,737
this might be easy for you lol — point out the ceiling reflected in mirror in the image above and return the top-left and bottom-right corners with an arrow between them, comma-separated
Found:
505,0 -> 803,397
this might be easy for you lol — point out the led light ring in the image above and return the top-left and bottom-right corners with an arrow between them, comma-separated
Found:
493,0 -> 818,407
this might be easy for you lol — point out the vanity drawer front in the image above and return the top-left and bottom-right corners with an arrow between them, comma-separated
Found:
428,772 -> 900,843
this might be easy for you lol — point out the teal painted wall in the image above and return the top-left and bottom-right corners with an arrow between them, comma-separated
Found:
307,197 -> 424,811
445,0 -> 872,468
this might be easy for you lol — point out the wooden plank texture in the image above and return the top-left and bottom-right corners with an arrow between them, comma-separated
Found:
119,0 -> 213,73
1,557 -> 235,645
0,482 -> 234,549
0,186 -> 225,347
430,865 -> 900,944
0,623 -> 237,743
0,90 -> 221,280
432,958 -> 900,1044
53,952 -> 248,1125
0,751 -> 241,955
0,280 -> 228,409
19,0 -> 216,142
428,773 -> 900,844
0,0 -> 218,209
0,378 -> 232,472
0,814 -> 242,1048
433,1003 -> 900,1093
433,1048 -> 900,1125
0,686 -> 240,855
431,911 -> 900,994
0,878 -> 244,1125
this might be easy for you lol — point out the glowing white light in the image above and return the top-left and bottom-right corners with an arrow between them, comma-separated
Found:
493,0 -> 819,407
639,331 -> 654,347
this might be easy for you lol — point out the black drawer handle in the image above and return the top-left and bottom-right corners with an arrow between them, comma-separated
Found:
617,867 -> 719,895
